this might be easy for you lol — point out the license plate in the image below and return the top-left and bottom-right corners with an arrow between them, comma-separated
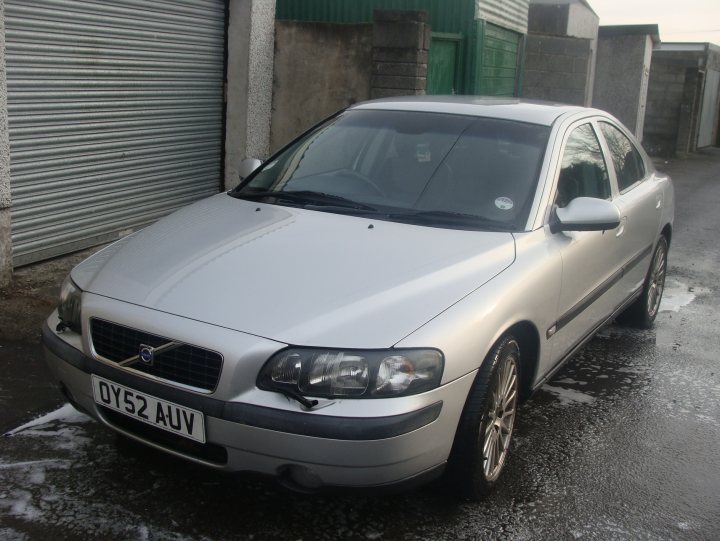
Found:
91,375 -> 206,443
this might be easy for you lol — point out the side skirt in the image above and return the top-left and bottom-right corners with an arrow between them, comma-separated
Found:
531,287 -> 643,392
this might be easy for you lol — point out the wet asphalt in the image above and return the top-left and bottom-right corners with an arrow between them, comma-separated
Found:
1,151 -> 719,540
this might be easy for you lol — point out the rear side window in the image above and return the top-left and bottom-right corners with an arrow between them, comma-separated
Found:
600,122 -> 646,192
556,123 -> 611,207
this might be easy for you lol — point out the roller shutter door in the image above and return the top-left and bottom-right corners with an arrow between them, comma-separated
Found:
698,70 -> 720,149
478,22 -> 522,97
6,0 -> 226,266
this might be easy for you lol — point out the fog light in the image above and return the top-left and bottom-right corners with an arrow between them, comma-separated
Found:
286,465 -> 323,490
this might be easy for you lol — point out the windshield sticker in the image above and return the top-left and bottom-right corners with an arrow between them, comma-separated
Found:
495,197 -> 514,210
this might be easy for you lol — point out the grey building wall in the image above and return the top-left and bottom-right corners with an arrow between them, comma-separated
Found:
522,34 -> 592,105
697,46 -> 720,148
567,2 -> 598,38
643,62 -> 688,157
644,45 -> 720,157
270,22 -> 373,153
225,0 -> 277,190
270,12 -> 430,153
0,0 -> 11,286
567,1 -> 598,103
527,0 -> 598,105
593,33 -> 653,139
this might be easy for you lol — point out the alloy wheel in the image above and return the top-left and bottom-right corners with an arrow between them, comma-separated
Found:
647,242 -> 667,318
482,353 -> 518,481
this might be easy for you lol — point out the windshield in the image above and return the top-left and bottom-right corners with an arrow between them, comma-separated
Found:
234,110 -> 550,231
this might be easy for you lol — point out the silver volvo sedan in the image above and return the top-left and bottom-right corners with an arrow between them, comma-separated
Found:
43,97 -> 674,499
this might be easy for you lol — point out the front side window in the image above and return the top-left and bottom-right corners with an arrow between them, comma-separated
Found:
599,122 -> 646,192
235,110 -> 551,231
556,123 -> 611,208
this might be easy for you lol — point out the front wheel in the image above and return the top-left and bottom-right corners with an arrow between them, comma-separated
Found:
620,236 -> 668,329
444,336 -> 520,500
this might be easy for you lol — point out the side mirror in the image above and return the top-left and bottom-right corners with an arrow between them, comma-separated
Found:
551,197 -> 621,234
238,158 -> 263,181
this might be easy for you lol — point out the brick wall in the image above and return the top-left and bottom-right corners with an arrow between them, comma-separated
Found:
522,34 -> 591,106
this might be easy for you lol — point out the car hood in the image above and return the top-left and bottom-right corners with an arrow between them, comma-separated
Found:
73,194 -> 515,348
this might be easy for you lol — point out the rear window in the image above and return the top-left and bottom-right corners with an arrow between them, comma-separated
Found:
600,122 -> 646,192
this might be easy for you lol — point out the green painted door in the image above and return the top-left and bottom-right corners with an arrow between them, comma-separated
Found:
477,22 -> 522,97
428,36 -> 460,95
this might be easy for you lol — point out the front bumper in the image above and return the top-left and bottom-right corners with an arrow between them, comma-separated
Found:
42,321 -> 475,489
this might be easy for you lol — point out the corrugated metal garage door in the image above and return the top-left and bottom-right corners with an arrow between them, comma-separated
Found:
477,22 -> 522,97
698,69 -> 720,148
5,0 -> 226,267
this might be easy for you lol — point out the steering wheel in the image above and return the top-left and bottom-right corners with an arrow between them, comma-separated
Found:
336,169 -> 385,197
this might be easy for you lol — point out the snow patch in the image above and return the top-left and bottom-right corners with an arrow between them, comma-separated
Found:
4,403 -> 90,436
554,378 -> 588,385
1,489 -> 42,522
0,528 -> 28,541
542,384 -> 596,405
0,459 -> 70,471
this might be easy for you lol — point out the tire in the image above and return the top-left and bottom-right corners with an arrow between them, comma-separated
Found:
444,335 -> 520,500
619,236 -> 668,329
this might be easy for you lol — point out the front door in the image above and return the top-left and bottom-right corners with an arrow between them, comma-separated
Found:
547,122 -> 625,359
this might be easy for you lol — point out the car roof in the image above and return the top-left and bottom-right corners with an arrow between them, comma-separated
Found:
350,96 -> 594,127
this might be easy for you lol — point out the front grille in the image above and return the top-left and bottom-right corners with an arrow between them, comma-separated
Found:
90,318 -> 222,392
100,407 -> 228,465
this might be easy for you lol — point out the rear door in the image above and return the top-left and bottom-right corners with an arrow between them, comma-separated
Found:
597,121 -> 663,300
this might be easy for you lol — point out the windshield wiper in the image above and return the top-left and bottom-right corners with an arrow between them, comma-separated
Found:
388,210 -> 516,231
277,389 -> 318,410
232,189 -> 378,211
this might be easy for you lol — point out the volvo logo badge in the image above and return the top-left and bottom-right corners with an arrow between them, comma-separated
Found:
138,344 -> 155,366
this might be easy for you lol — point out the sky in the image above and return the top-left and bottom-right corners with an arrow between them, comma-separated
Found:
589,0 -> 720,45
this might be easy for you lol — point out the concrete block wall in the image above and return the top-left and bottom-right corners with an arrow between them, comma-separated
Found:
593,33 -> 653,139
371,10 -> 430,99
0,0 -> 11,287
522,34 -> 592,106
225,0 -> 277,191
269,21 -> 373,152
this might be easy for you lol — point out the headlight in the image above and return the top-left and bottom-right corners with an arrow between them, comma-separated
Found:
57,275 -> 82,334
257,348 -> 444,399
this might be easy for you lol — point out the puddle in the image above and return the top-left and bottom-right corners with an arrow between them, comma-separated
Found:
660,279 -> 700,312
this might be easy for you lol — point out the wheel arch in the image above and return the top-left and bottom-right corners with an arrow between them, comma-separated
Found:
503,321 -> 540,402
661,223 -> 672,247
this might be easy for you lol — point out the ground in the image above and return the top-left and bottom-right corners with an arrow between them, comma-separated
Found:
0,150 -> 719,540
